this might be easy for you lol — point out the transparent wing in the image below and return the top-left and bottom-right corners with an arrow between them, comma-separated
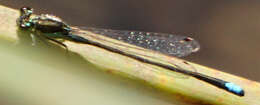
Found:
71,27 -> 198,79
78,27 -> 200,58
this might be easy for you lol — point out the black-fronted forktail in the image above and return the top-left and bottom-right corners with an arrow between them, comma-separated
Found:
16,7 -> 244,96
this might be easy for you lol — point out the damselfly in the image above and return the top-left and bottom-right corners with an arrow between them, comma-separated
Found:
16,7 -> 244,96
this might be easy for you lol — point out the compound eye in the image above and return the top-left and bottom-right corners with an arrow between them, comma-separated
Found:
20,7 -> 33,14
19,22 -> 31,29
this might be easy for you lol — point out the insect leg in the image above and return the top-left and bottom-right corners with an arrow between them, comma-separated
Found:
42,35 -> 68,50
30,33 -> 37,46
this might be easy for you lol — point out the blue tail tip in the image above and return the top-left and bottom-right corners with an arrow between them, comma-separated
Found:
225,82 -> 245,96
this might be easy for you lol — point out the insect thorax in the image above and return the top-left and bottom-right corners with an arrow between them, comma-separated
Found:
30,14 -> 71,34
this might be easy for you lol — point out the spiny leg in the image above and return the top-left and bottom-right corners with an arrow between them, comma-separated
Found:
43,36 -> 68,51
30,30 -> 51,46
30,33 -> 37,46
34,31 -> 68,50
34,31 -> 70,57
35,33 -> 51,46
42,35 -> 70,58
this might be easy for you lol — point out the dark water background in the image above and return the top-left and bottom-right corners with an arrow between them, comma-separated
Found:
1,0 -> 259,81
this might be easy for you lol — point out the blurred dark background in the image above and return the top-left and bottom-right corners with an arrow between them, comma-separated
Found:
1,0 -> 260,81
